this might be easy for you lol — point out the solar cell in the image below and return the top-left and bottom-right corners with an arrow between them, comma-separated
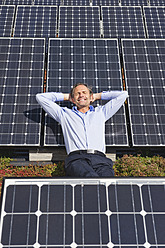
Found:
3,0 -> 32,4
0,5 -> 15,37
33,0 -> 60,4
122,39 -> 165,146
92,0 -> 120,5
45,38 -> 128,146
102,6 -> 146,38
63,0 -> 90,5
121,0 -> 148,5
144,7 -> 165,38
0,38 -> 45,146
149,0 -> 165,6
1,177 -> 165,247
58,6 -> 101,38
14,6 -> 57,38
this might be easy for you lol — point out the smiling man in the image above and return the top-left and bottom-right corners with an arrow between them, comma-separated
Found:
36,83 -> 128,177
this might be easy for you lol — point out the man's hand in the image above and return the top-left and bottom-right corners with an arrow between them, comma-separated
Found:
63,93 -> 73,102
92,93 -> 102,102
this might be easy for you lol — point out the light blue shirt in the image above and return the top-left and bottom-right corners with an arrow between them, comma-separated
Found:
36,91 -> 128,154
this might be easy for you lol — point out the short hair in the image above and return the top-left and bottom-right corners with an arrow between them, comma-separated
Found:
70,83 -> 93,98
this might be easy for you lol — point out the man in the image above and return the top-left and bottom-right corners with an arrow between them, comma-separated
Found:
36,83 -> 128,177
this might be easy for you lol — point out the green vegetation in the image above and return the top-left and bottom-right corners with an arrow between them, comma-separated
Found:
0,155 -> 165,194
114,154 -> 165,177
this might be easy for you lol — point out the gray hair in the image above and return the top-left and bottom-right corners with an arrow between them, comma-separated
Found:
70,83 -> 93,98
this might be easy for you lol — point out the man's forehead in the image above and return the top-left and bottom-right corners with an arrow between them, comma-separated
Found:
74,85 -> 89,92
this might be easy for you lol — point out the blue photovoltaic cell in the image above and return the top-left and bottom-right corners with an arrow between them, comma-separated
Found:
33,0 -> 60,4
3,0 -> 32,4
149,0 -> 165,6
92,0 -> 120,5
63,0 -> 90,5
144,7 -> 165,38
59,6 -> 101,38
14,6 -> 57,38
45,38 -> 128,146
121,0 -> 148,5
122,39 -> 165,146
102,6 -> 146,38
0,5 -> 15,37
0,38 -> 45,146
1,177 -> 165,247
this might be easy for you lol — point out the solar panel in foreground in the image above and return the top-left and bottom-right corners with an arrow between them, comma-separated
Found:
45,38 -> 128,146
122,39 -> 165,146
1,177 -> 165,247
0,38 -> 45,146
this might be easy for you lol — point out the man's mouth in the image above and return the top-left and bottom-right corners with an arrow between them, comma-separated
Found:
78,98 -> 86,102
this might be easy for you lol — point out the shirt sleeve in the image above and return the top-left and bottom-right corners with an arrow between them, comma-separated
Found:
101,91 -> 128,121
36,92 -> 64,123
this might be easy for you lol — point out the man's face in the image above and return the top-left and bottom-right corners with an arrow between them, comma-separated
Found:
72,84 -> 93,109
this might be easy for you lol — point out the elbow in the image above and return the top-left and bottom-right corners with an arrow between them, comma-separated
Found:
124,90 -> 128,99
36,93 -> 42,104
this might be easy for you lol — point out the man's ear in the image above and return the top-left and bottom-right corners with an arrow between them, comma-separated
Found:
69,94 -> 74,103
90,93 -> 94,103
71,97 -> 75,104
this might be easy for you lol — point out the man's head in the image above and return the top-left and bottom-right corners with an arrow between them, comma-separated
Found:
70,83 -> 93,111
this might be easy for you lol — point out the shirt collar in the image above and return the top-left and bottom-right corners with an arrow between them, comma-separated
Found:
72,105 -> 95,113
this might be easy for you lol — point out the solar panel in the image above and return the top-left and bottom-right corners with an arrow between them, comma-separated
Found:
45,38 -> 128,146
58,6 -> 101,38
102,6 -> 146,38
122,39 -> 165,146
0,38 -> 45,146
33,0 -> 60,4
92,0 -> 120,5
0,5 -> 15,37
149,0 -> 165,6
63,0 -> 90,5
13,6 -> 57,38
1,177 -> 165,247
121,0 -> 148,5
3,0 -> 32,4
144,7 -> 165,38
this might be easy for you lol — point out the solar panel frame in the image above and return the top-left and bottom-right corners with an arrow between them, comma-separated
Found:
58,6 -> 101,38
102,6 -> 146,38
13,5 -> 58,38
0,37 -> 45,146
1,177 -> 165,247
121,38 -> 165,146
0,5 -> 15,37
45,38 -> 128,147
143,6 -> 165,38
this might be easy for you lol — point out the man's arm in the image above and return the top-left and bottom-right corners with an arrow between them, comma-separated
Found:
36,92 -> 68,123
98,90 -> 128,121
